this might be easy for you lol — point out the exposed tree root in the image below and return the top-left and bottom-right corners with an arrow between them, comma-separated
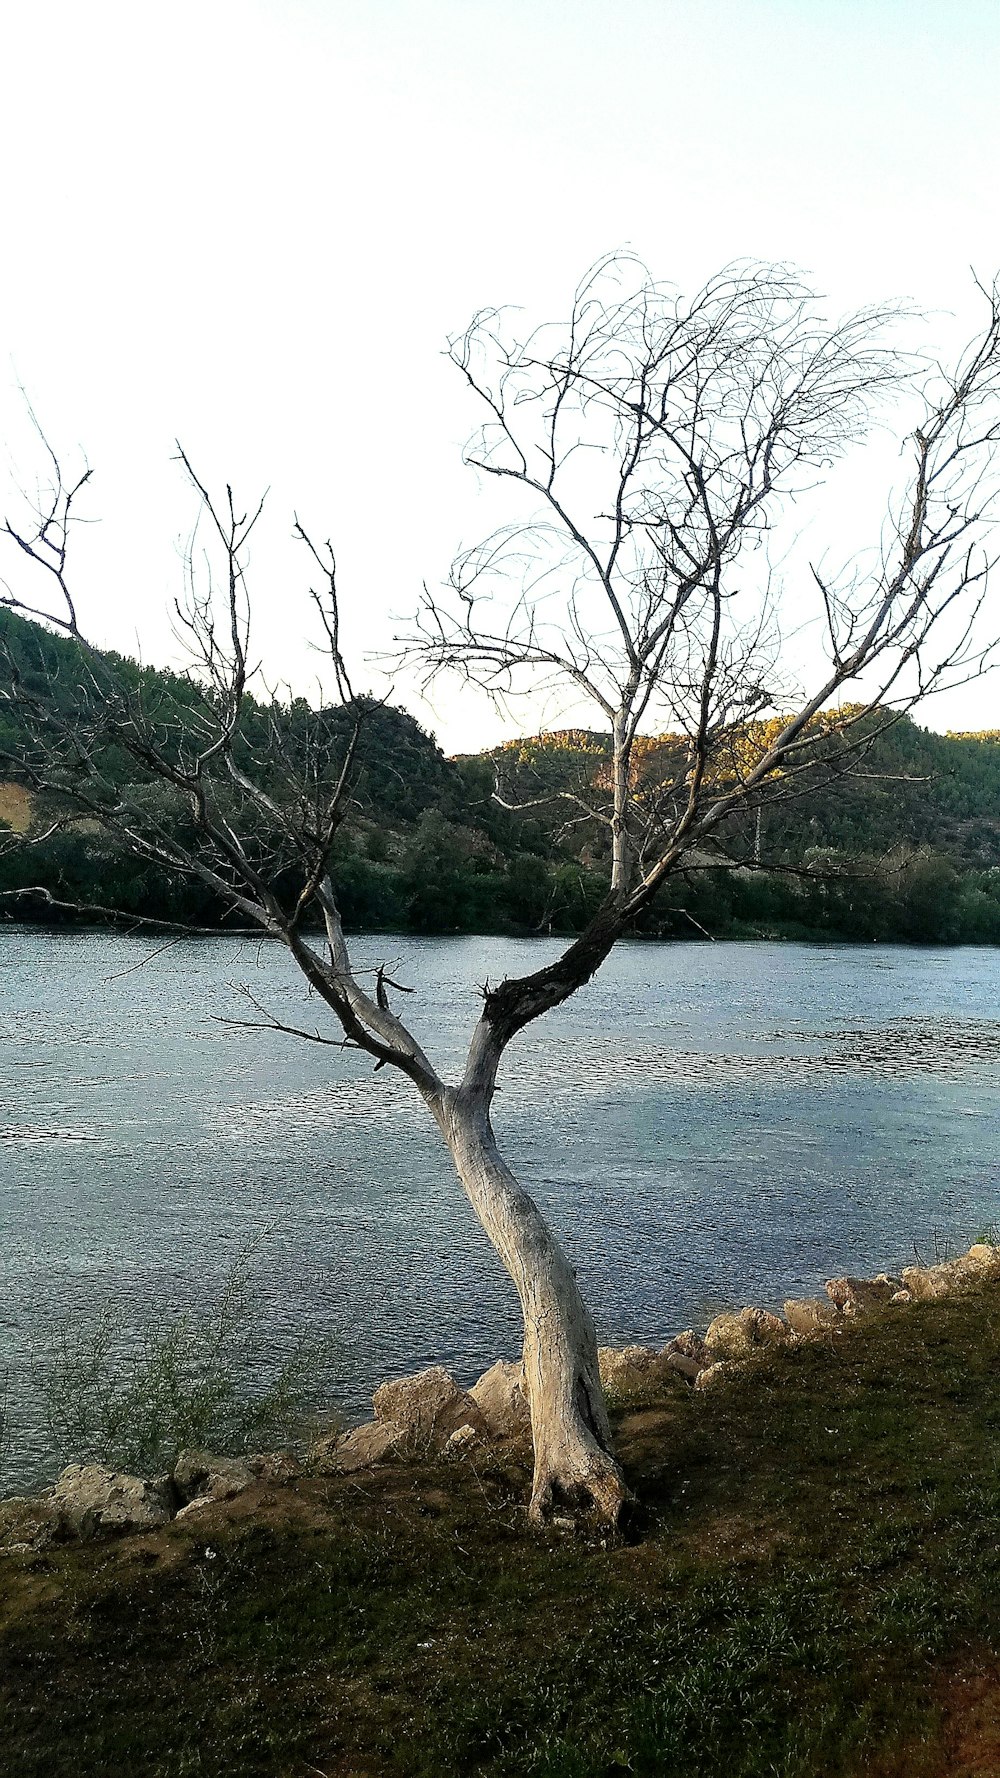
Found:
528,1448 -> 630,1528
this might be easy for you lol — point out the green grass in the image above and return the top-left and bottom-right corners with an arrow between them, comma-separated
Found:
3,1291 -> 1000,1776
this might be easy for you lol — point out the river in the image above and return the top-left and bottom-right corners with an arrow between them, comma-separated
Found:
2,930 -> 998,1486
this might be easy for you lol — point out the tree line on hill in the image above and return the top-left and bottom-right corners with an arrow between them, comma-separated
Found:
1,609 -> 999,945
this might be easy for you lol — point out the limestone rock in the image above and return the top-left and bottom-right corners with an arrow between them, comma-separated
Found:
694,1360 -> 742,1392
372,1366 -> 486,1449
0,1495 -> 60,1551
704,1312 -> 746,1358
312,1419 -> 402,1474
664,1352 -> 703,1382
825,1275 -> 897,1316
901,1256 -> 987,1301
52,1464 -> 176,1538
174,1494 -> 215,1521
442,1423 -> 481,1458
783,1297 -> 840,1335
598,1345 -> 671,1394
706,1306 -> 789,1359
901,1263 -> 950,1301
172,1449 -> 255,1504
966,1243 -> 1000,1281
246,1450 -> 301,1486
664,1330 -> 712,1368
891,1289 -> 912,1304
469,1359 -> 531,1437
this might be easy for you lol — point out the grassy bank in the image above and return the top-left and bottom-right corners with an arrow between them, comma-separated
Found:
3,1290 -> 1000,1777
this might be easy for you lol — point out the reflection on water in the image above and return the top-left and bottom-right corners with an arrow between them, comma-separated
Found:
1,930 -> 998,1486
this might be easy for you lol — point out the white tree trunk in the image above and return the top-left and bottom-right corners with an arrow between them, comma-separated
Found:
438,1088 -> 628,1526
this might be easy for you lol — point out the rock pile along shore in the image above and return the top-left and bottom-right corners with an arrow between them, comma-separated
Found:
3,1240 -> 998,1549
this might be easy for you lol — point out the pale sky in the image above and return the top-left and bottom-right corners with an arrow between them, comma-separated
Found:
1,0 -> 999,751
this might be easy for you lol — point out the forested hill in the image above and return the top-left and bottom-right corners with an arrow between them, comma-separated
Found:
1,608 -> 1000,943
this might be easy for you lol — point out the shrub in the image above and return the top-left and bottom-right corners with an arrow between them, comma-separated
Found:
34,1249 -> 336,1476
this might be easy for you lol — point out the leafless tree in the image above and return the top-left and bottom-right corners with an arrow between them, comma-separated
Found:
3,258 -> 1000,1526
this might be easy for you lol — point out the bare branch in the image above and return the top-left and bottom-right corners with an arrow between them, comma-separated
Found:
406,258 -> 1000,1072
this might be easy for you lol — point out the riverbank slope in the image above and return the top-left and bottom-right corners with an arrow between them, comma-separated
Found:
2,1287 -> 999,1777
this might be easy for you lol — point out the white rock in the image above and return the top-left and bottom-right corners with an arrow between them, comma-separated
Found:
312,1419 -> 403,1474
664,1352 -> 702,1382
965,1243 -> 1000,1281
694,1361 -> 741,1392
442,1423 -> 481,1458
783,1297 -> 840,1335
598,1345 -> 671,1393
173,1449 -> 255,1503
52,1464 -> 175,1538
901,1256 -> 987,1301
372,1367 -> 486,1449
706,1307 -> 788,1359
469,1359 -> 531,1436
174,1494 -> 215,1521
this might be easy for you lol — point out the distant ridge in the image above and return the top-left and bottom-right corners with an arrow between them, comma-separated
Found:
2,609 -> 1000,943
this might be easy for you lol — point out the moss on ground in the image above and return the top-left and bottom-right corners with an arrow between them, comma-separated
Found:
3,1290 -> 1000,1776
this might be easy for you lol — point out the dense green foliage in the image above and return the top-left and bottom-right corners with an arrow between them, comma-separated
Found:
2,609 -> 1000,943
3,1287 -> 1000,1775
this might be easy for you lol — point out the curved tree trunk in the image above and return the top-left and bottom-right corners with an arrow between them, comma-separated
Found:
438,1087 -> 628,1527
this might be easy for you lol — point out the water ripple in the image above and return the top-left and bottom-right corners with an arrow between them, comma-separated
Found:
1,1124 -> 94,1144
2,930 -> 999,1490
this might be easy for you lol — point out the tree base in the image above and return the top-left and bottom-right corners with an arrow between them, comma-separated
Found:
527,1445 -> 630,1529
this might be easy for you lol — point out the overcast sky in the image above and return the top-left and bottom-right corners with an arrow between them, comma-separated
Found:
1,0 -> 998,750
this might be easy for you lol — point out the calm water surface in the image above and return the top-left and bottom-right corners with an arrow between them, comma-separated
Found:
2,931 -> 998,1484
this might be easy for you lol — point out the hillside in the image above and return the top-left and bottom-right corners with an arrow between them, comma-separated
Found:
2,609 -> 1000,943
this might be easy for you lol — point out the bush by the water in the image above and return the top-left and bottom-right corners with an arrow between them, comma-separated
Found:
32,1252 -> 335,1477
